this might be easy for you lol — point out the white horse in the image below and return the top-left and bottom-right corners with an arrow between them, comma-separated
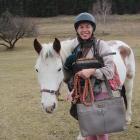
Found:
34,38 -> 135,124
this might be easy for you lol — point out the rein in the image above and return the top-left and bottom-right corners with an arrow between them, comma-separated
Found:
72,75 -> 94,106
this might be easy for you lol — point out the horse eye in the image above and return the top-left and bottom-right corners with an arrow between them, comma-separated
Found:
36,69 -> 38,72
58,68 -> 61,72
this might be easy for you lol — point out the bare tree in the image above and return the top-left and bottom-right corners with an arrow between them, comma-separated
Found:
0,10 -> 38,50
92,0 -> 112,24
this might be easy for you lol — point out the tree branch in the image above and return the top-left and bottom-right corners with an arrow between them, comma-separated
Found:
0,43 -> 9,48
12,30 -> 25,46
0,34 -> 10,43
0,11 -> 38,50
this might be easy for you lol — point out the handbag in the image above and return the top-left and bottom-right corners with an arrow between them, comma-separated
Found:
76,75 -> 126,137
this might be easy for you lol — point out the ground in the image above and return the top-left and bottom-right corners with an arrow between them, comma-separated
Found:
0,15 -> 140,140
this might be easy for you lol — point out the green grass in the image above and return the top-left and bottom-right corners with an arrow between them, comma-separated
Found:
0,15 -> 140,140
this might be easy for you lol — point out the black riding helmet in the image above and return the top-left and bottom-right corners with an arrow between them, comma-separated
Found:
74,12 -> 96,31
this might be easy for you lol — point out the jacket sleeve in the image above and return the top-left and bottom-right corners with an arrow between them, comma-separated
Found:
94,40 -> 115,80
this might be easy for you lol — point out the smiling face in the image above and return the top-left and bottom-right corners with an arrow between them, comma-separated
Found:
77,22 -> 93,40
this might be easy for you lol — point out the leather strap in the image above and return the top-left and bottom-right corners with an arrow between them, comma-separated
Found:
103,74 -> 114,98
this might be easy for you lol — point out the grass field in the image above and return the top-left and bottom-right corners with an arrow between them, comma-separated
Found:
0,15 -> 140,140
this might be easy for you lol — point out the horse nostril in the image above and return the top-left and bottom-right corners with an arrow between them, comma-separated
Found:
45,104 -> 56,113
47,111 -> 52,113
45,108 -> 52,113
50,103 -> 56,112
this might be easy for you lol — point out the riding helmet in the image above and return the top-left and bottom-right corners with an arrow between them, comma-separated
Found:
74,12 -> 96,31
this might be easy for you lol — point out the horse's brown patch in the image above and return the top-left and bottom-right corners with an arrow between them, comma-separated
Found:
119,46 -> 131,57
126,73 -> 133,79
119,46 -> 131,64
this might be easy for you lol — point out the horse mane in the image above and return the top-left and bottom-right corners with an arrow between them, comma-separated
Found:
41,43 -> 54,59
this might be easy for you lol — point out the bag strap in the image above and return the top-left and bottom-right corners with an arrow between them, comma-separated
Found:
94,40 -> 116,98
103,74 -> 114,98
93,39 -> 100,57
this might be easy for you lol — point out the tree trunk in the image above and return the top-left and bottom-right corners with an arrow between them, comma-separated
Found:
7,43 -> 15,50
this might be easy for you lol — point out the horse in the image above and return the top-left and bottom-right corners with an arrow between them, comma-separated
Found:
33,38 -> 135,124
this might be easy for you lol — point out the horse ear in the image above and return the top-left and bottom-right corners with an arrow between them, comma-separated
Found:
34,39 -> 42,54
53,38 -> 61,53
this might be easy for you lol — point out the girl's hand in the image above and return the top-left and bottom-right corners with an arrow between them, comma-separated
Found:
65,89 -> 74,102
76,68 -> 96,79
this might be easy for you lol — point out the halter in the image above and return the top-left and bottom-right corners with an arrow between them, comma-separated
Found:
40,89 -> 60,96
40,82 -> 62,96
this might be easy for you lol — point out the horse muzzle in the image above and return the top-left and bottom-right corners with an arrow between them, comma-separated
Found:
42,103 -> 56,113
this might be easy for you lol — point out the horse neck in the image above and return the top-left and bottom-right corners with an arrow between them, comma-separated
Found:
60,38 -> 78,63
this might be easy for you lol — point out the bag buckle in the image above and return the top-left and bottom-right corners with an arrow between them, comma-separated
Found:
97,103 -> 105,108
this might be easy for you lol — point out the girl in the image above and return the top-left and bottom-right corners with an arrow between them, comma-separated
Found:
64,12 -> 115,140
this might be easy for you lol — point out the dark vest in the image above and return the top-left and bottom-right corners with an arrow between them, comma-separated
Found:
64,39 -> 104,91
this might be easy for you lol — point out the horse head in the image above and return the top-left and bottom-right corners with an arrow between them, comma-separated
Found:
34,38 -> 64,113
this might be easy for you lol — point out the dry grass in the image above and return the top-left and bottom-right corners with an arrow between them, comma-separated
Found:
0,15 -> 140,140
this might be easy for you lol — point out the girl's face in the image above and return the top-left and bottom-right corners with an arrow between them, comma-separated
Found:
77,22 -> 93,40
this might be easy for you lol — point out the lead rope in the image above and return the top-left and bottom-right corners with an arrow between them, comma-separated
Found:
72,75 -> 94,106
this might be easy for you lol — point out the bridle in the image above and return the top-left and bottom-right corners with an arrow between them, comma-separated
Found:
40,82 -> 62,96
40,89 -> 60,96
